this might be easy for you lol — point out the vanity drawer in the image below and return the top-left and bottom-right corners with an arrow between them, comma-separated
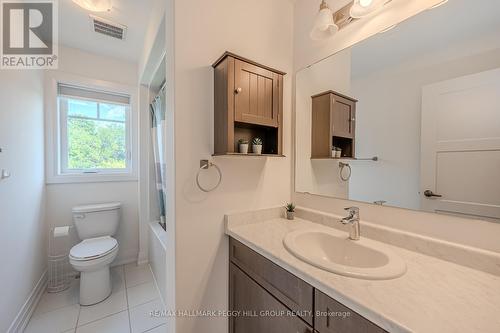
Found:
315,290 -> 387,333
229,238 -> 314,325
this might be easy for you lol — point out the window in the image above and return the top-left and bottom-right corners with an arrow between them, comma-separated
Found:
58,84 -> 132,175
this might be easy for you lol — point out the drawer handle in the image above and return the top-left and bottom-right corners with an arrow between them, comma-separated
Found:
235,87 -> 242,94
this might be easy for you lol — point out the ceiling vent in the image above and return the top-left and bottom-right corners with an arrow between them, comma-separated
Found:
90,15 -> 127,40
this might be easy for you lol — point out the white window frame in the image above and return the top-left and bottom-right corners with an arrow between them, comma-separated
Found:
45,72 -> 138,184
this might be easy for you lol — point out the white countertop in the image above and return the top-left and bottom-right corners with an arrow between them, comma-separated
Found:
226,216 -> 500,333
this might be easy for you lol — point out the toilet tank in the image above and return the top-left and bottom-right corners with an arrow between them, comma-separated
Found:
72,202 -> 121,240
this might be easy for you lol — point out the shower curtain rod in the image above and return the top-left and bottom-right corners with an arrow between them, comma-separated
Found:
159,79 -> 166,92
151,80 -> 166,103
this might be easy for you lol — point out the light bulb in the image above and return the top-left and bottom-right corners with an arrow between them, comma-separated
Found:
310,1 -> 339,41
350,0 -> 387,18
359,0 -> 373,8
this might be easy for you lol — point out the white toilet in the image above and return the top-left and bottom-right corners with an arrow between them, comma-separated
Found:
69,202 -> 121,305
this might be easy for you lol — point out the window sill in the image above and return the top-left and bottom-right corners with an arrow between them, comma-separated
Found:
46,173 -> 138,185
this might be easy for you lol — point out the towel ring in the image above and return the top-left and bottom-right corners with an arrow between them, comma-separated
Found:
196,160 -> 222,192
339,162 -> 352,182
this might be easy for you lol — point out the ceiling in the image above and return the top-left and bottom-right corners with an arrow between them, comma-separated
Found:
59,0 -> 157,63
350,0 -> 500,77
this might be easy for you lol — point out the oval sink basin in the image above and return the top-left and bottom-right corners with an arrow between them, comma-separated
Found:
283,228 -> 406,280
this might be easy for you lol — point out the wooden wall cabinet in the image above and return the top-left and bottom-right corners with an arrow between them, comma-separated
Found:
311,90 -> 357,159
213,52 -> 285,156
229,238 -> 387,333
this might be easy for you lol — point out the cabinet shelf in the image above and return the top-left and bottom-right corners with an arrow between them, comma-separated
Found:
311,156 -> 378,161
311,157 -> 355,160
213,153 -> 286,157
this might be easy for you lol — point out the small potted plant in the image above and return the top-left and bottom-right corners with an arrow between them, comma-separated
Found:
335,147 -> 342,158
252,137 -> 263,155
285,202 -> 295,220
238,139 -> 249,154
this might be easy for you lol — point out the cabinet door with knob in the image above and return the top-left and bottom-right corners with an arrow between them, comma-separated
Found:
234,59 -> 280,127
331,93 -> 356,139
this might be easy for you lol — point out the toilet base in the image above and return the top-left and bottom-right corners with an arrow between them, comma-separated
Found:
79,266 -> 112,305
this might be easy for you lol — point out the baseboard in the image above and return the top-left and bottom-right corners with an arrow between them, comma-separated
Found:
137,250 -> 149,265
8,270 -> 47,333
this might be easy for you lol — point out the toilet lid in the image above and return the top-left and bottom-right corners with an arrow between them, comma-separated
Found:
70,236 -> 117,260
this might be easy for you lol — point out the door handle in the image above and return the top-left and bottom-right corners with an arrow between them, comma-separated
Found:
424,190 -> 442,198
235,87 -> 242,94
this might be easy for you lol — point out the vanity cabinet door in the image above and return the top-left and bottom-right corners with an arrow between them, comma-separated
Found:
234,59 -> 280,127
229,238 -> 314,325
229,263 -> 313,333
315,290 -> 387,333
331,94 -> 356,139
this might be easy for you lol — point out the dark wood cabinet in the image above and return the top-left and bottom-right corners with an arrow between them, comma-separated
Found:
311,90 -> 357,159
230,238 -> 314,326
315,290 -> 387,333
229,263 -> 313,333
213,52 -> 285,156
229,237 -> 388,333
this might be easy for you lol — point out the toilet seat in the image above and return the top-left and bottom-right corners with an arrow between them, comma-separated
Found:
70,236 -> 118,261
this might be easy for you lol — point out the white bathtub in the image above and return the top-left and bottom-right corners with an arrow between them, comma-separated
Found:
149,221 -> 166,303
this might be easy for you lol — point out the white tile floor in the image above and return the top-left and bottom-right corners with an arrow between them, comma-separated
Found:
25,264 -> 166,333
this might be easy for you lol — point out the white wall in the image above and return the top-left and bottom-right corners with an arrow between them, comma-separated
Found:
293,0 -> 500,252
168,0 -> 294,331
295,49 -> 351,198
45,46 -> 140,265
0,71 -> 46,332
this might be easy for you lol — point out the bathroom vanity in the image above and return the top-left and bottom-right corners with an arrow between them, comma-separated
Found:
229,237 -> 386,333
225,208 -> 500,333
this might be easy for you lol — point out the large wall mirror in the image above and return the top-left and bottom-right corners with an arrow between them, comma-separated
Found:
295,0 -> 500,221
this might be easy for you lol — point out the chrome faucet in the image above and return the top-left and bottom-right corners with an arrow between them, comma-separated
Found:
340,207 -> 360,241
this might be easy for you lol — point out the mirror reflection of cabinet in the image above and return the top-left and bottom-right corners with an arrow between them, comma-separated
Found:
311,91 -> 357,159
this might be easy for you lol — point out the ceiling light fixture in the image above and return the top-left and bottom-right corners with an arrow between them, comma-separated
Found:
72,0 -> 112,12
350,0 -> 388,18
310,0 -> 339,41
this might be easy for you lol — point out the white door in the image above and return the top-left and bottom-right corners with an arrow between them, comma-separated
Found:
421,68 -> 500,220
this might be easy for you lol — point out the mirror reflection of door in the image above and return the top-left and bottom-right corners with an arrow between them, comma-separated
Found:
421,68 -> 500,221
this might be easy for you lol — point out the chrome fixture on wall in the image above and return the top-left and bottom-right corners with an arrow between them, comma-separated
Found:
196,160 -> 222,192
338,162 -> 351,181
